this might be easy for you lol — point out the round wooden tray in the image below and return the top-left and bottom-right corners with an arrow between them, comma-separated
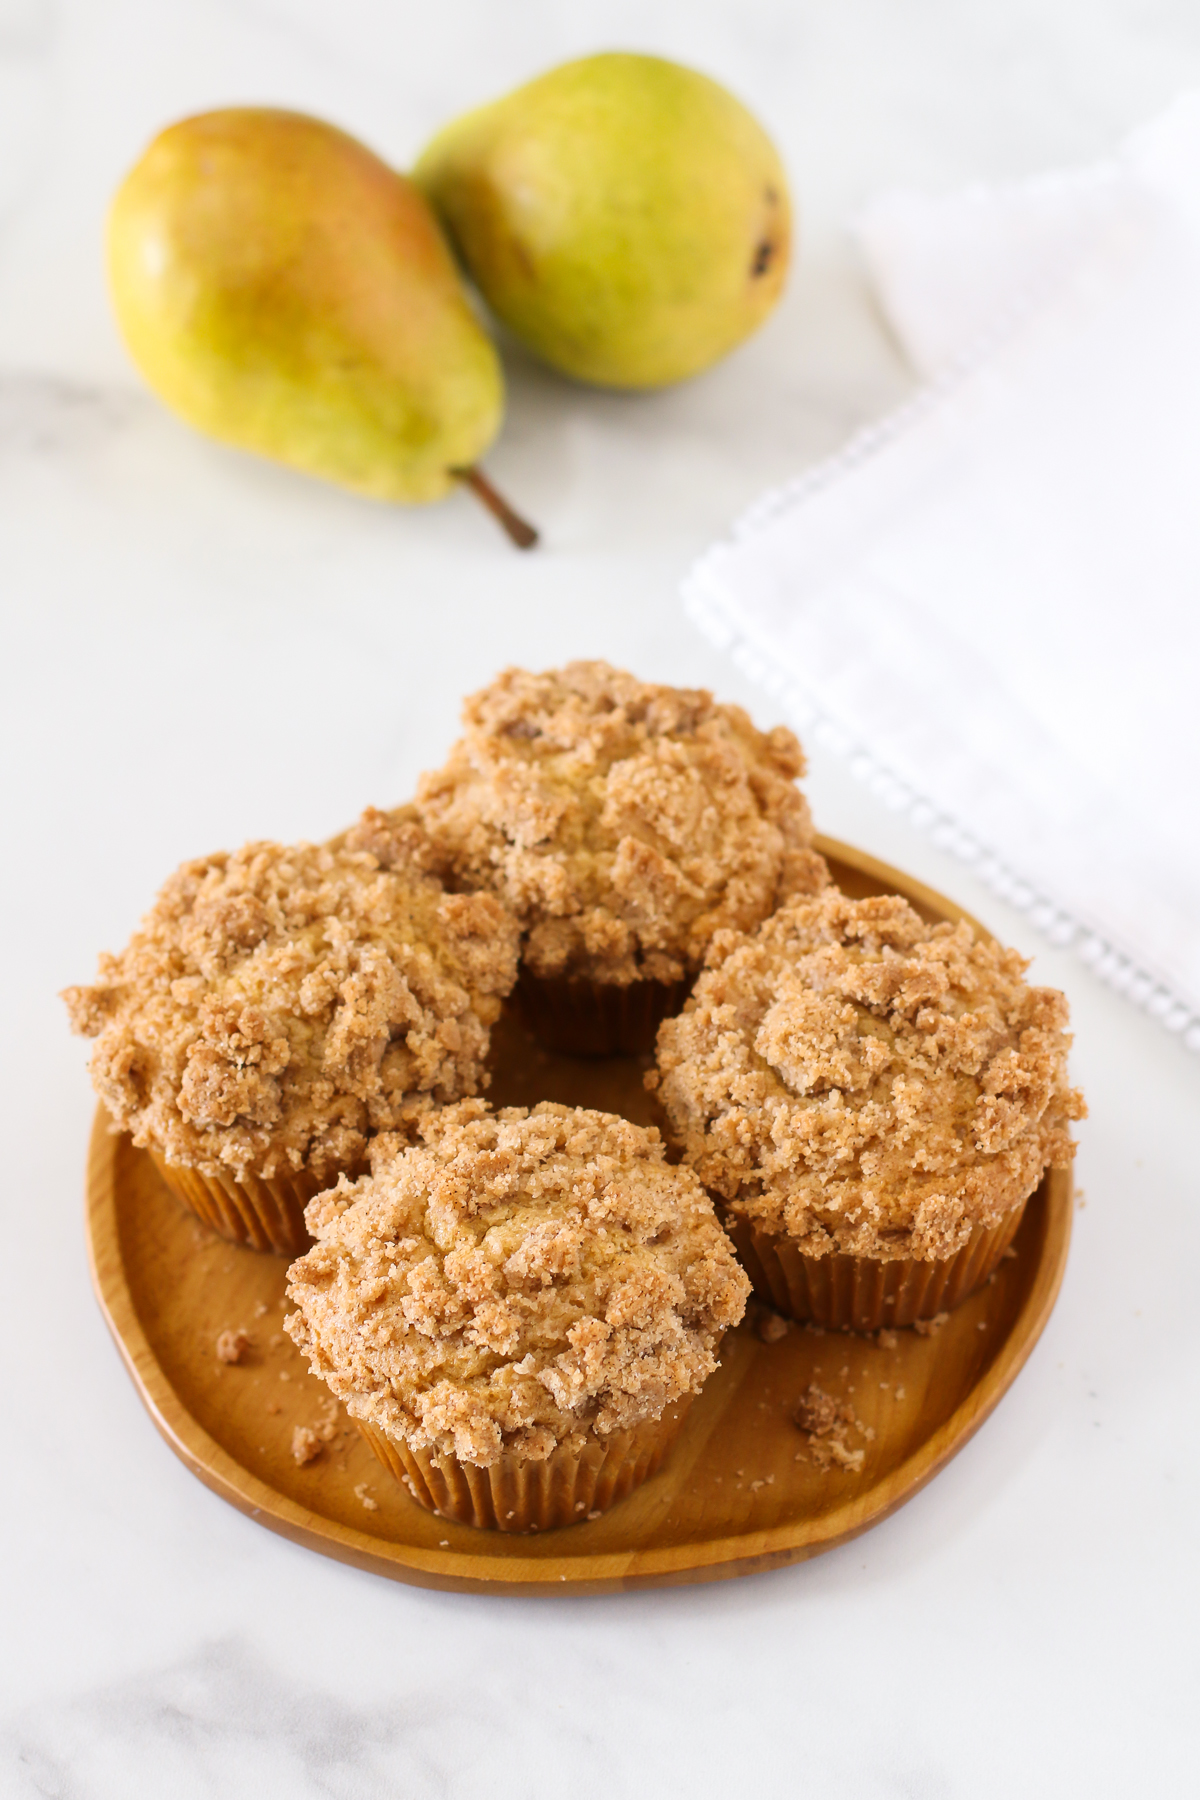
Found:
85,838 -> 1072,1596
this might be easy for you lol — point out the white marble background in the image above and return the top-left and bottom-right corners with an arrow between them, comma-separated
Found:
4,2 -> 1199,1795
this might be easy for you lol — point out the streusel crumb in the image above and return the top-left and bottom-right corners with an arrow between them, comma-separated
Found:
794,1383 -> 866,1472
215,1328 -> 251,1364
291,1425 -> 322,1465
653,888 -> 1085,1261
285,1100 -> 750,1468
412,662 -> 827,985
63,820 -> 520,1182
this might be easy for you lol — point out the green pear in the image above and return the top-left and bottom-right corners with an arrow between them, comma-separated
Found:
415,53 -> 792,390
108,108 -> 535,541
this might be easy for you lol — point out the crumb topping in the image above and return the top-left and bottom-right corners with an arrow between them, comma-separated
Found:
651,888 -> 1085,1261
63,820 -> 520,1182
284,1100 -> 750,1467
413,662 -> 827,985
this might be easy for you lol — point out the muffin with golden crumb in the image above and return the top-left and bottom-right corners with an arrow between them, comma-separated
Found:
650,887 -> 1085,1330
63,816 -> 520,1253
412,661 -> 827,1054
285,1099 -> 750,1530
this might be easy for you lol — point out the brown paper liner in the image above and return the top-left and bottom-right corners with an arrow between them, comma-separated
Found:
356,1397 -> 692,1533
514,971 -> 693,1057
148,1150 -> 323,1256
727,1201 -> 1029,1332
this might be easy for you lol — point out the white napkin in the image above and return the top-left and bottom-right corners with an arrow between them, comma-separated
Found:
685,94 -> 1200,1052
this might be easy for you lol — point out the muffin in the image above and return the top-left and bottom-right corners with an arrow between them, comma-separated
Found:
284,1099 -> 750,1530
412,661 -> 827,1055
63,815 -> 520,1253
650,888 -> 1085,1331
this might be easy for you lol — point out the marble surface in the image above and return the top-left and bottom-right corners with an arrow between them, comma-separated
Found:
4,3 -> 1199,1795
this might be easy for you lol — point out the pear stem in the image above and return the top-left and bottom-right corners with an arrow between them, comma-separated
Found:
452,465 -> 539,550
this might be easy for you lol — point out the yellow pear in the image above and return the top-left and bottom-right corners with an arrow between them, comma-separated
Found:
415,53 -> 792,390
108,108 -> 535,541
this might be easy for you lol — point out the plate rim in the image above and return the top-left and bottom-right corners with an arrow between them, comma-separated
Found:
84,836 -> 1073,1596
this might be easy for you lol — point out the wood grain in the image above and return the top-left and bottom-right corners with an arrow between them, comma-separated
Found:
84,838 -> 1073,1595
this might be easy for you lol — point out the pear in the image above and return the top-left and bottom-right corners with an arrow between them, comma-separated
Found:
108,108 -> 536,544
415,53 -> 791,390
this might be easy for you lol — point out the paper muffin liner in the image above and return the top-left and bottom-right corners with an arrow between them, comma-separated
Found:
148,1149 -> 323,1256
355,1396 -> 692,1533
726,1201 -> 1029,1332
515,971 -> 693,1057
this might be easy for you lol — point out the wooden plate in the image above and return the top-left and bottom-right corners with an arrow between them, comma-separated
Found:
85,838 -> 1072,1596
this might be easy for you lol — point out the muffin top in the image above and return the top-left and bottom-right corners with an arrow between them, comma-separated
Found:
651,888 -> 1085,1261
413,661 -> 826,985
63,818 -> 520,1182
284,1100 -> 750,1467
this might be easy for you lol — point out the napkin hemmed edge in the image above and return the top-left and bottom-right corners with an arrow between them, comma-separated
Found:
682,569 -> 1200,1056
